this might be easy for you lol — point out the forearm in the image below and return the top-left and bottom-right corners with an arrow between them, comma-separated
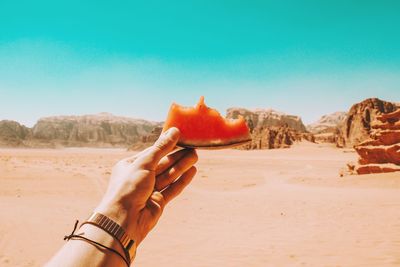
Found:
46,224 -> 129,267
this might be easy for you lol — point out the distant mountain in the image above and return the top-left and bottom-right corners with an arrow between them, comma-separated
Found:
305,112 -> 347,143
226,107 -> 313,149
226,107 -> 307,132
0,113 -> 161,148
307,112 -> 347,134
2,98 -> 398,150
0,120 -> 32,147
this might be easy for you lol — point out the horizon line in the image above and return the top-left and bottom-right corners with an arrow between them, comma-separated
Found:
2,96 -> 399,128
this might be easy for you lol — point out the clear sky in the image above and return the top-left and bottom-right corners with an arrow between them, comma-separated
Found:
0,0 -> 399,126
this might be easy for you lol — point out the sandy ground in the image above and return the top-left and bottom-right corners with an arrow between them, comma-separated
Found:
1,142 -> 400,267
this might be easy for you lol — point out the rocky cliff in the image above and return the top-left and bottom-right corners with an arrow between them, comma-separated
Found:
336,98 -> 398,148
129,126 -> 163,151
349,109 -> 400,174
226,108 -> 307,132
240,125 -> 314,149
307,111 -> 347,134
31,113 -> 160,147
0,120 -> 32,147
307,111 -> 347,143
0,113 -> 160,148
227,108 -> 312,149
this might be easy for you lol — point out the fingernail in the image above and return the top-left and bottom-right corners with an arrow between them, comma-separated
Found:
163,128 -> 172,137
165,127 -> 179,138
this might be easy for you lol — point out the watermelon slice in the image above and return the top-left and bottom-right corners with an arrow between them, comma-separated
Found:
162,96 -> 251,149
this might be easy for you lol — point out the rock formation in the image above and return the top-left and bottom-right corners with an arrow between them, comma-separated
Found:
129,126 -> 163,150
336,98 -> 397,148
307,112 -> 347,143
240,125 -> 314,149
351,109 -> 400,174
0,113 -> 160,148
0,120 -> 32,147
226,108 -> 307,132
227,108 -> 313,149
307,111 -> 347,134
31,113 -> 160,147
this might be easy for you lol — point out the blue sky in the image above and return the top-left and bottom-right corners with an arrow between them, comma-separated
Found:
0,0 -> 399,126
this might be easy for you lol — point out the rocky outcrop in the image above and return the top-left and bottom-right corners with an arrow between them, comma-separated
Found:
350,109 -> 400,174
356,164 -> 400,174
241,126 -> 295,149
307,112 -> 346,143
307,111 -> 347,134
0,113 -> 160,148
241,125 -> 314,150
337,98 -> 397,148
31,113 -> 160,147
372,121 -> 400,130
0,120 -> 32,147
226,107 -> 312,149
129,126 -> 163,150
226,108 -> 306,132
377,109 -> 400,124
356,145 -> 400,165
358,130 -> 400,146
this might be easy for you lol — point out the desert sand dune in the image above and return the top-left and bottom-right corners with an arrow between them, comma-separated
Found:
1,143 -> 400,266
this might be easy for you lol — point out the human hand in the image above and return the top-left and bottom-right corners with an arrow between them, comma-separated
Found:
95,127 -> 198,248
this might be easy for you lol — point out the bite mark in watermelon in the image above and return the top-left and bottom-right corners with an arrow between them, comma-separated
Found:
162,96 -> 251,149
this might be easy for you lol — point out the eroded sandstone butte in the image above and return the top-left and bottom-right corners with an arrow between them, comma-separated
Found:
352,109 -> 400,174
226,108 -> 313,149
0,113 -> 160,148
0,120 -> 32,147
337,98 -> 397,148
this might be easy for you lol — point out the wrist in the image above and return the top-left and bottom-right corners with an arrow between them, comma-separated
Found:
95,196 -> 142,237
83,211 -> 137,262
78,223 -> 128,259
95,199 -> 141,241
49,222 -> 130,267
94,202 -> 131,231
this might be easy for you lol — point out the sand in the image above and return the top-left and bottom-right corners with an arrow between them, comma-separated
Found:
1,142 -> 400,267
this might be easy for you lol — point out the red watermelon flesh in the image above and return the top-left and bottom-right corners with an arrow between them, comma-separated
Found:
162,96 -> 251,149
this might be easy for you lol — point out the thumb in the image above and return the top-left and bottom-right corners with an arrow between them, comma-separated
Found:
136,127 -> 181,170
